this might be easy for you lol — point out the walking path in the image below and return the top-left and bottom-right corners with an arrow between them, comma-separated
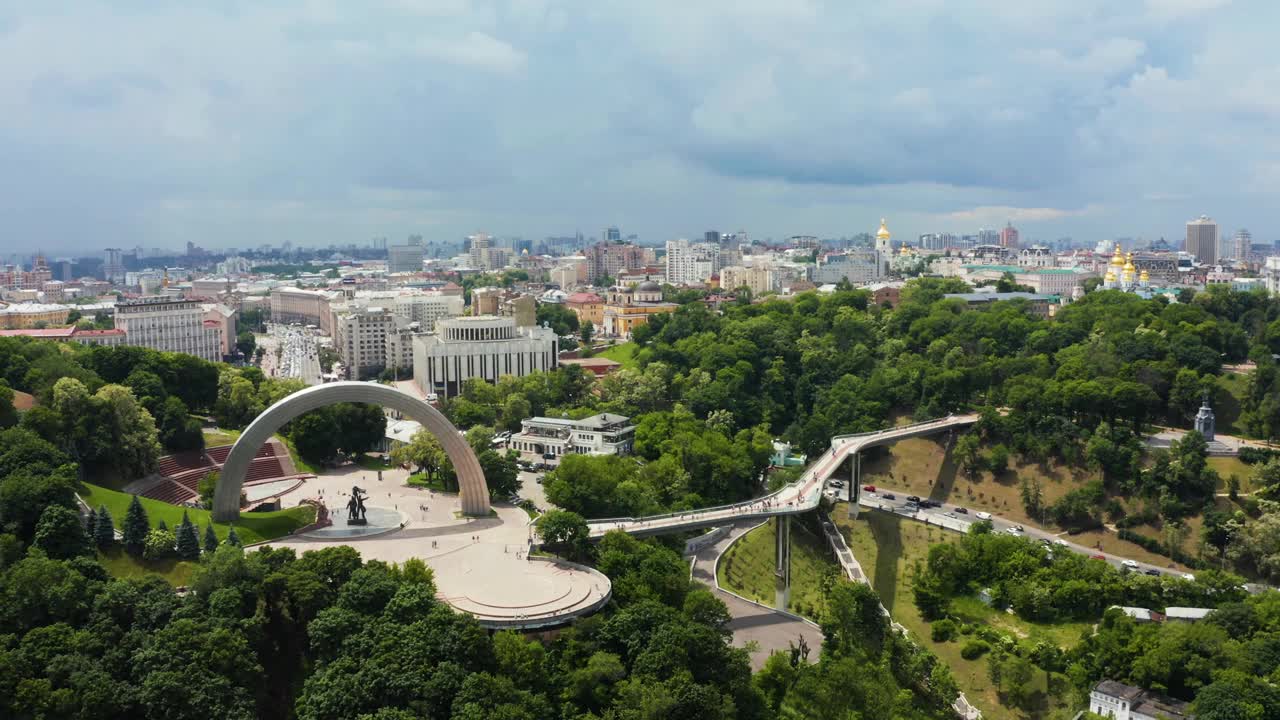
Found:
588,414 -> 979,538
689,521 -> 824,670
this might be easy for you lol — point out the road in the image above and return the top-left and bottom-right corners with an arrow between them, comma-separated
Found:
842,482 -> 1197,580
690,522 -> 824,670
263,323 -> 322,385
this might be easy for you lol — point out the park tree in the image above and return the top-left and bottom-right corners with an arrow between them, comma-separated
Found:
143,528 -> 176,560
93,506 -> 115,548
0,380 -> 17,428
204,523 -> 219,554
390,430 -> 448,482
154,395 -> 204,451
535,509 -> 590,562
122,495 -> 150,555
335,402 -> 386,457
198,470 -> 220,509
32,505 -> 91,559
954,433 -> 982,478
176,511 -> 201,560
225,525 -> 241,547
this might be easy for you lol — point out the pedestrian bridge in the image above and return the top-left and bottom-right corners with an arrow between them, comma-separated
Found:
586,414 -> 979,538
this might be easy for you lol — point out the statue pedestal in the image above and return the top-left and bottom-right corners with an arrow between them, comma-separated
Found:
346,518 -> 369,526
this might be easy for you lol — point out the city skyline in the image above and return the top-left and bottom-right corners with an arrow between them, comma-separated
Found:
3,2 -> 1280,252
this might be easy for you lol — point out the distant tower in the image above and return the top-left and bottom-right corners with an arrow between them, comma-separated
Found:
1185,215 -> 1218,265
1194,392 -> 1215,442
875,218 -> 892,277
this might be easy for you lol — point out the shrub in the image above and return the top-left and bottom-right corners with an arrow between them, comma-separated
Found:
959,623 -> 975,635
931,618 -> 958,642
143,528 -> 176,561
961,640 -> 990,660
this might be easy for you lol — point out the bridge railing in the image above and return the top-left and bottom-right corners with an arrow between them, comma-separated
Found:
586,415 -> 976,532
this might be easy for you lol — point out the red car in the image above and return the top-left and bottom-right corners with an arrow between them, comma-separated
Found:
862,485 -> 876,492
1090,554 -> 1106,561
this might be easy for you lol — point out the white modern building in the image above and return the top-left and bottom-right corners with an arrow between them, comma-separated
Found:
1089,680 -> 1190,720
510,413 -> 635,459
388,239 -> 424,273
413,315 -> 558,399
665,239 -> 720,285
113,296 -> 224,361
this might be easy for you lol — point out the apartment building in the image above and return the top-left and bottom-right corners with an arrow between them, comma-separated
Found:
113,296 -> 224,361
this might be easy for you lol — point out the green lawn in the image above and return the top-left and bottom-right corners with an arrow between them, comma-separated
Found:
599,342 -> 640,369
717,517 -> 839,621
407,473 -> 455,493
96,547 -> 198,586
78,482 -> 315,546
279,434 -> 322,475
1215,373 -> 1249,437
836,510 -> 1080,720
202,428 -> 241,447
356,453 -> 393,471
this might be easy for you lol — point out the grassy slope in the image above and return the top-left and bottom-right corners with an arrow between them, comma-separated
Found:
836,510 -> 1080,720
79,482 -> 314,546
717,517 -> 837,620
1215,372 -> 1249,437
97,547 -> 198,587
598,342 -> 639,369
202,428 -> 242,447
859,437 -> 1098,526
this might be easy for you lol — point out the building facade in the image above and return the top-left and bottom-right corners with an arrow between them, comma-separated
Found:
585,242 -> 648,283
0,303 -> 71,329
719,264 -> 777,295
334,306 -> 394,380
601,282 -> 678,338
1089,680 -> 1190,720
270,287 -> 333,329
113,296 -> 224,361
1186,215 -> 1218,264
664,239 -> 720,285
388,240 -> 424,273
511,413 -> 635,460
413,316 -> 558,399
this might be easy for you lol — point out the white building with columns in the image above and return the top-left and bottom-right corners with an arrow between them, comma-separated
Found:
413,316 -> 558,399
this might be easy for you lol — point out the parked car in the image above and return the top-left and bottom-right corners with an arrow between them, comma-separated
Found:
975,511 -> 992,521
1122,559 -> 1139,569
954,507 -> 968,514
862,484 -> 876,492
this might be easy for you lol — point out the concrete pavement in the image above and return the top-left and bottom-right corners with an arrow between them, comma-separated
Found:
689,521 -> 824,670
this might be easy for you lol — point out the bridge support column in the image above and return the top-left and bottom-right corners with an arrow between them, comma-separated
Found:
774,514 -> 791,610
847,451 -> 861,520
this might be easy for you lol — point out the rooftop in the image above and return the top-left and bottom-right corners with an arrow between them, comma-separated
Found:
944,292 -> 1055,302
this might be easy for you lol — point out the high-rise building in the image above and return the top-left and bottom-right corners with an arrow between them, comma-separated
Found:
468,233 -> 493,270
1185,215 -> 1218,265
977,228 -> 999,246
388,236 -> 424,273
113,296 -> 224,361
603,226 -> 622,244
664,239 -> 720,285
1232,229 -> 1252,262
999,222 -> 1020,248
585,242 -> 646,283
704,230 -> 722,244
103,248 -> 125,283
413,316 -> 558,399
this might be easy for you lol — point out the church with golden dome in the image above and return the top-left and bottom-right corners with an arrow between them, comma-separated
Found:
1102,243 -> 1149,292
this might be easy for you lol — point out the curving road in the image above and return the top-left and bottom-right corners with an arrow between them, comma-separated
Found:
587,414 -> 979,538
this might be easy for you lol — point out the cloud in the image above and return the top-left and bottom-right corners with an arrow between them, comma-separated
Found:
936,206 -> 1098,227
414,31 -> 527,74
0,0 -> 1278,252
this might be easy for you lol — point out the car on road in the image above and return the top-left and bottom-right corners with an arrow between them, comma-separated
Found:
1055,539 -> 1069,547
1182,573 -> 1195,581
882,493 -> 896,500
829,480 -> 844,488
919,499 -> 940,509
1006,528 -> 1023,536
953,507 -> 968,514
975,511 -> 991,520
1144,569 -> 1160,576
862,485 -> 876,492
944,511 -> 956,519
906,495 -> 921,503
1122,559 -> 1139,569
1090,554 -> 1106,561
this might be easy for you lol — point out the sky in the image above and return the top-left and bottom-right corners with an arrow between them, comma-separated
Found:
2,0 -> 1278,254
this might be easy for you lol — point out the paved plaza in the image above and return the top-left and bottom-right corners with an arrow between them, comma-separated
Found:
262,464 -> 610,628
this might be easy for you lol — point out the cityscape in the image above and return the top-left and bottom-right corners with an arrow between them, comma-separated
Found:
2,4 -> 1279,720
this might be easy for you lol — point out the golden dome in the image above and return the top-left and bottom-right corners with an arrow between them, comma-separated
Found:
1123,253 -> 1135,272
1104,270 -> 1116,282
1110,243 -> 1125,267
1140,269 -> 1150,281
899,245 -> 912,256
876,218 -> 891,240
